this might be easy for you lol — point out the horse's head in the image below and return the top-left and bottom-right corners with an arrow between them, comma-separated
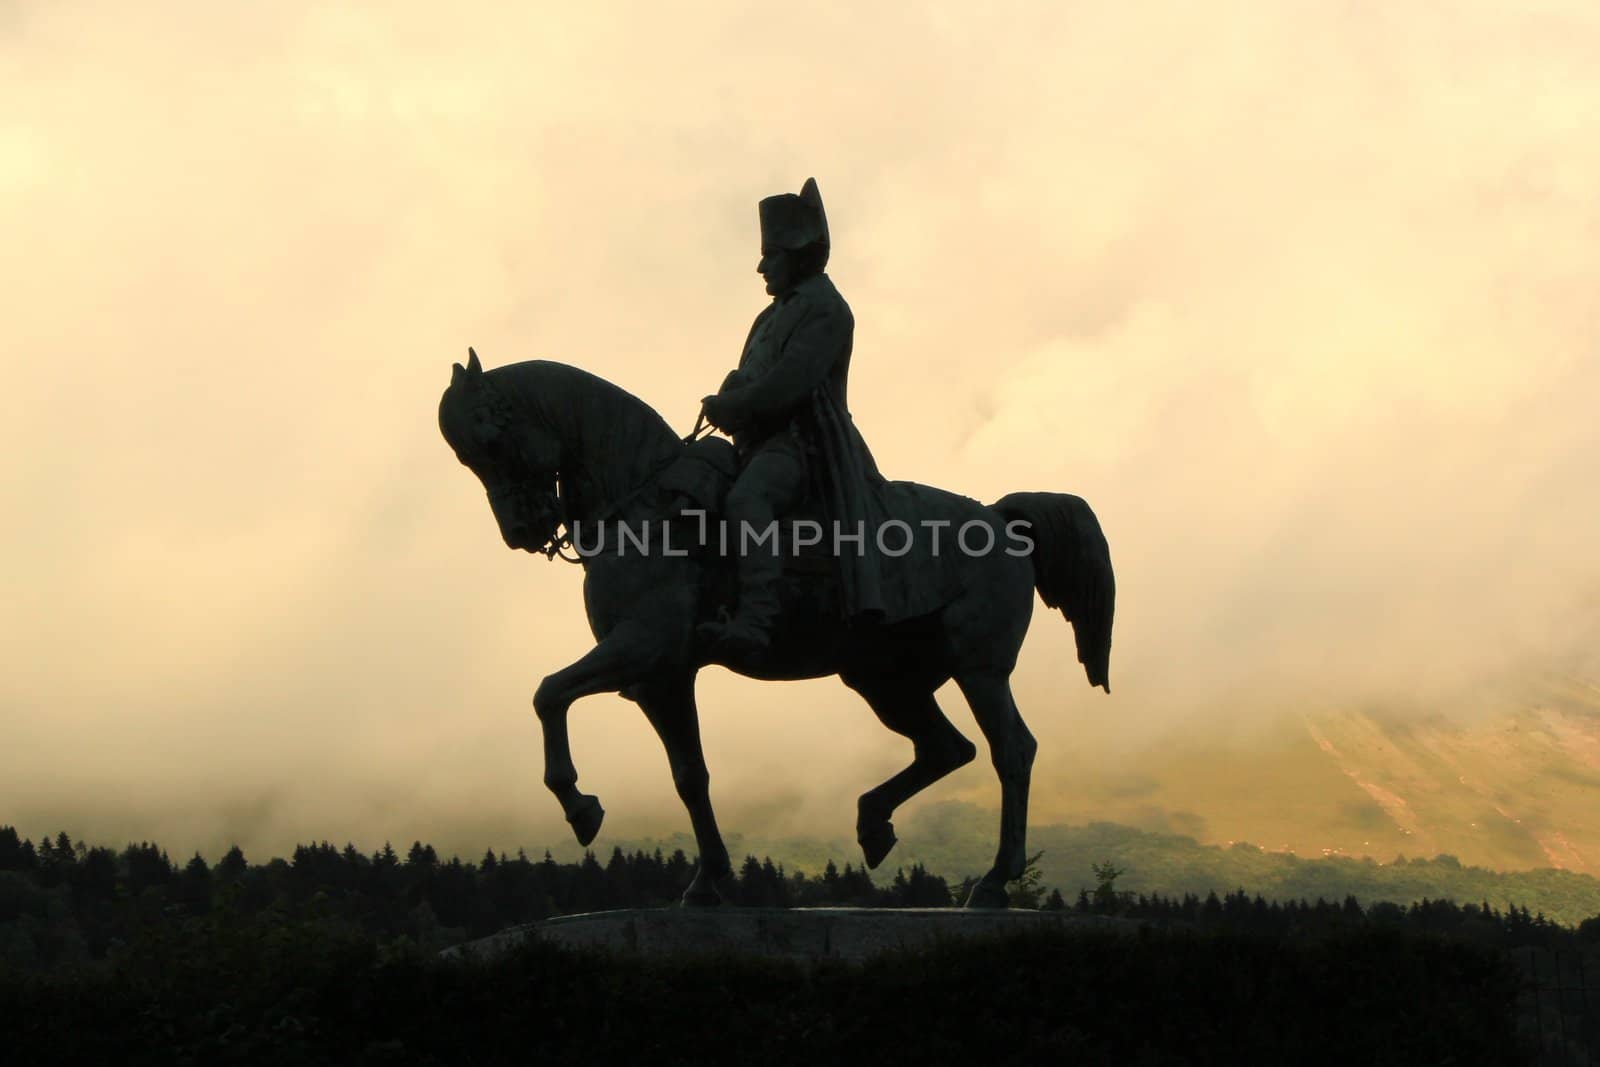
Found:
439,349 -> 564,554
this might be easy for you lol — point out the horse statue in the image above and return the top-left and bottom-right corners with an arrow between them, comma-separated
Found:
438,349 -> 1114,908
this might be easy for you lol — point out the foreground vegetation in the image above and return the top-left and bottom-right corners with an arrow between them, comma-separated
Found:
4,824 -> 1597,1063
4,913 -> 1537,1065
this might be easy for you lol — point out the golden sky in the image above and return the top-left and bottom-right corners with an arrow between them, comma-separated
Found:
3,2 -> 1598,861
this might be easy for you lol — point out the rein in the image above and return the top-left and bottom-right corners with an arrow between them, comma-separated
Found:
685,410 -> 713,442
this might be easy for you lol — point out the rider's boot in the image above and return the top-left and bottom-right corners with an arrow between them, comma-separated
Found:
697,549 -> 781,658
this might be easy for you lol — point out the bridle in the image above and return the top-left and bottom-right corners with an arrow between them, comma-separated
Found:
523,409 -> 718,565
486,476 -> 570,561
475,381 -> 721,564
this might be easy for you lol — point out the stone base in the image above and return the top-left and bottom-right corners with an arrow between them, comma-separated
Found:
441,907 -> 1134,965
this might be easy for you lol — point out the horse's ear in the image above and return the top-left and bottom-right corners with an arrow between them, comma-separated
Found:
467,347 -> 483,375
451,362 -> 465,384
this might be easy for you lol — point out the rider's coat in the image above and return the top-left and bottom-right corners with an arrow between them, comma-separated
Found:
713,271 -> 889,620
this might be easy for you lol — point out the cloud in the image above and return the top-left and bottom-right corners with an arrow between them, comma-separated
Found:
2,1 -> 1597,859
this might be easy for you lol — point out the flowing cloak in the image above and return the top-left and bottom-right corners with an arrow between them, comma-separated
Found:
712,272 -> 896,620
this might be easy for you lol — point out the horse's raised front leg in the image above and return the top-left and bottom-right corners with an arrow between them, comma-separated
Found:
634,670 -> 734,906
955,670 -> 1037,909
843,673 -> 977,870
533,621 -> 665,845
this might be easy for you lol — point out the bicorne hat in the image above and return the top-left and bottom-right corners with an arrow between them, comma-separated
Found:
758,177 -> 830,251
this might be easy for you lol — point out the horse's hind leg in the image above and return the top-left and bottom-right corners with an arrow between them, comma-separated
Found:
844,675 -> 978,870
955,670 -> 1037,909
634,670 -> 734,906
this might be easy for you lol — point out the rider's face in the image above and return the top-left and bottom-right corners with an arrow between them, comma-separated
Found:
758,246 -> 796,297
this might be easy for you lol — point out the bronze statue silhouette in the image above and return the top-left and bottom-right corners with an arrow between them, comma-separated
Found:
438,183 -> 1113,908
439,352 -> 1112,907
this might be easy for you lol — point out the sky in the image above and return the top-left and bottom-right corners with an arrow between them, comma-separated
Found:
3,1 -> 1598,863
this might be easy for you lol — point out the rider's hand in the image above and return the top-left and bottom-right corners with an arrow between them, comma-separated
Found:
701,393 -> 739,433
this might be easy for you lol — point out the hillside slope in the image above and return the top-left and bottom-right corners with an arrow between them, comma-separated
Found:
1012,675 -> 1600,874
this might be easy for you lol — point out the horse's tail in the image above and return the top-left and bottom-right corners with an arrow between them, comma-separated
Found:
990,492 -> 1114,693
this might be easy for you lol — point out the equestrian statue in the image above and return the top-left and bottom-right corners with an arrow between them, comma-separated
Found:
438,178 -> 1114,908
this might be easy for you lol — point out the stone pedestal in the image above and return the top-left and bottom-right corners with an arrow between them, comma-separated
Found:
441,907 -> 1134,965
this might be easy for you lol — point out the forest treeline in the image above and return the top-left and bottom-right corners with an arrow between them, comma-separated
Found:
2,824 -> 1597,974
0,825 -> 958,970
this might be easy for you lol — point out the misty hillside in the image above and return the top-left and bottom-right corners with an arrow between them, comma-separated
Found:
998,673 -> 1600,877
1302,677 -> 1600,873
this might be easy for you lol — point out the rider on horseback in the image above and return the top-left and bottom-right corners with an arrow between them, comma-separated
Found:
697,178 -> 889,655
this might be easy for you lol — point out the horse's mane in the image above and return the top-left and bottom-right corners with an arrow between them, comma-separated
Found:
487,360 -> 681,522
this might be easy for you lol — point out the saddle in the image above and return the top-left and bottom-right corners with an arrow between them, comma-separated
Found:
657,436 -> 740,516
656,437 -> 836,575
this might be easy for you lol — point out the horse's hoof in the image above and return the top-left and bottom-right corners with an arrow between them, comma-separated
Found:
857,820 -> 898,870
680,869 -> 729,907
681,884 -> 723,907
566,794 -> 605,846
964,880 -> 1010,909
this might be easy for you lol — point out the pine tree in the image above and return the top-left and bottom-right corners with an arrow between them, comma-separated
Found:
738,855 -> 766,906
178,853 -> 212,914
1091,861 -> 1124,913
761,858 -> 789,907
0,826 -> 26,871
74,847 -> 118,899
123,842 -> 172,893
217,845 -> 248,882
